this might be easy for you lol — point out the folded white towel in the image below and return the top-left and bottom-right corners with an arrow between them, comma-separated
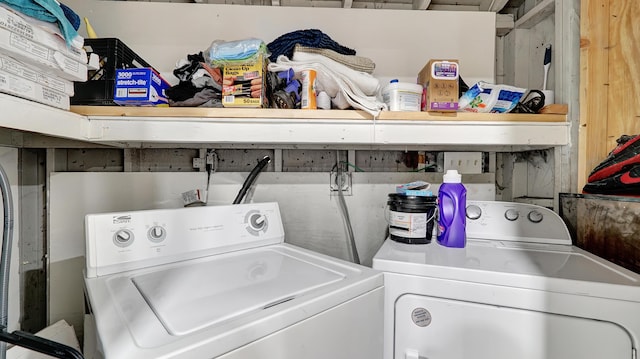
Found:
292,52 -> 380,95
268,54 -> 386,116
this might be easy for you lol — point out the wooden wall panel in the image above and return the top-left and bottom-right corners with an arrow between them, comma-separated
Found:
579,0 -> 609,189
608,1 -> 640,147
580,0 -> 640,190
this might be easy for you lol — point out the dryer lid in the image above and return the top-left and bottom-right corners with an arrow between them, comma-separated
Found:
132,247 -> 345,335
373,239 -> 640,301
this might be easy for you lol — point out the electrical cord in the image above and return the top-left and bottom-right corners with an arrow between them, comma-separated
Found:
511,90 -> 546,114
204,150 -> 218,204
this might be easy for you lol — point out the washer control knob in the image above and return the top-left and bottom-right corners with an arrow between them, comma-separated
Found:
249,213 -> 266,231
113,229 -> 134,247
466,205 -> 482,220
148,226 -> 166,243
527,210 -> 544,223
504,209 -> 520,221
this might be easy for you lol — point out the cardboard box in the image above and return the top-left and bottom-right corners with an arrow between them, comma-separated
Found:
0,27 -> 87,82
0,68 -> 70,110
418,59 -> 459,112
113,68 -> 170,106
0,53 -> 74,96
222,54 -> 267,108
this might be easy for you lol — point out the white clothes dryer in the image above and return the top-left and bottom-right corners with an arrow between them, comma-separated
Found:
373,200 -> 640,359
84,202 -> 383,359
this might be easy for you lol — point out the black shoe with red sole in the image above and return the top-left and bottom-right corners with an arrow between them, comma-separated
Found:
583,164 -> 640,196
588,134 -> 640,183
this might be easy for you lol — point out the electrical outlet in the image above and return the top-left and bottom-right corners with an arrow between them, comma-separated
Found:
443,152 -> 483,174
330,171 -> 352,195
193,157 -> 205,169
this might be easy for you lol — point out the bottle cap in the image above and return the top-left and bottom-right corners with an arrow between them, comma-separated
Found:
443,169 -> 462,183
317,91 -> 331,110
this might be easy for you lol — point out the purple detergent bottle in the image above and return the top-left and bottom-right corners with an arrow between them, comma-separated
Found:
437,170 -> 467,248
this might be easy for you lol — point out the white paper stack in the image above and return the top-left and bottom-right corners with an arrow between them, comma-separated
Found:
0,5 -> 87,110
7,319 -> 81,359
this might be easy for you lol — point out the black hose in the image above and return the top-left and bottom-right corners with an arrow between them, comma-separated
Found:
232,156 -> 271,204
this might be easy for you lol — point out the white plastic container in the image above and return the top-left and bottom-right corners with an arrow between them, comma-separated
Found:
381,79 -> 423,112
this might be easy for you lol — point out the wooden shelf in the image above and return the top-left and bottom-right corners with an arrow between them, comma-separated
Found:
2,94 -> 569,149
69,106 -> 567,123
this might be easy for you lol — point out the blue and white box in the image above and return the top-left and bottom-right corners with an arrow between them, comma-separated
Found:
113,68 -> 169,106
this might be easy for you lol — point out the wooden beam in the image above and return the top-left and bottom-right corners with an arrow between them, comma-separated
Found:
496,13 -> 514,36
479,0 -> 509,12
271,0 -> 280,6
515,0 -> 554,29
412,0 -> 431,11
555,0 -> 580,193
342,0 -> 352,9
428,5 -> 478,11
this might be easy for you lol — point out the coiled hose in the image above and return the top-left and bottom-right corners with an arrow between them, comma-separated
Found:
233,156 -> 271,205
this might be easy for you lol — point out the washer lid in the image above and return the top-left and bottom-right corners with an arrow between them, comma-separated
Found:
132,248 -> 345,335
373,239 -> 640,301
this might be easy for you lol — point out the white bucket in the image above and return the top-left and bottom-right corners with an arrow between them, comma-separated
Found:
381,80 -> 423,112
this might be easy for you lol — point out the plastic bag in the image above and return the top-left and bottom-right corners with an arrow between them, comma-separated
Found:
204,38 -> 269,67
458,81 -> 526,113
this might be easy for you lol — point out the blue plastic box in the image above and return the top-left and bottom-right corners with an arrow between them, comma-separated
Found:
113,68 -> 170,106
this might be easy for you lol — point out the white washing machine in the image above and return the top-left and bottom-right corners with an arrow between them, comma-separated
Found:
373,200 -> 640,359
83,202 -> 383,359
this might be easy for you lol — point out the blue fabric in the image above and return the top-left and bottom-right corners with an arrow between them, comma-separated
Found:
267,29 -> 355,63
60,2 -> 79,30
1,0 -> 56,21
0,0 -> 78,46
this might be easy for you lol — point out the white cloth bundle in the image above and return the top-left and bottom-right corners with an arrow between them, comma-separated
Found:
268,53 -> 387,117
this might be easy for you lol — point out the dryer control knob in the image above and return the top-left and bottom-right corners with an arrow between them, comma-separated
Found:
466,205 -> 482,220
504,209 -> 520,221
527,210 -> 544,223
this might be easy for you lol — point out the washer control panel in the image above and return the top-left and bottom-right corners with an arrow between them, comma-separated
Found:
464,201 -> 571,245
85,202 -> 284,277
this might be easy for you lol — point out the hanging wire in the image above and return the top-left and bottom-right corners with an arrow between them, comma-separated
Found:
204,150 -> 218,204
